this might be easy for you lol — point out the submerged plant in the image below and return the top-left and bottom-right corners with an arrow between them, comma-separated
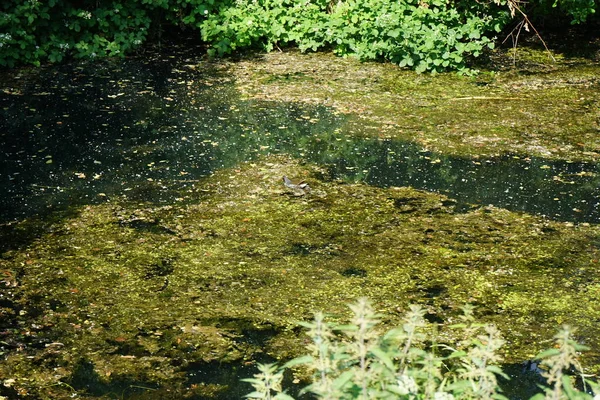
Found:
245,299 -> 599,399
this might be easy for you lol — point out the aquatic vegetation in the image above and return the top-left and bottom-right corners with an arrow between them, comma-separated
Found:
227,50 -> 600,161
2,156 -> 600,398
2,45 -> 600,398
3,51 -> 600,225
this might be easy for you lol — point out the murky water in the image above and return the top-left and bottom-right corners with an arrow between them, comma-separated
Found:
2,51 -> 600,399
2,56 -> 600,225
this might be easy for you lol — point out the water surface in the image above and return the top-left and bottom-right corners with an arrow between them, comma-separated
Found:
2,56 -> 600,225
2,53 -> 600,400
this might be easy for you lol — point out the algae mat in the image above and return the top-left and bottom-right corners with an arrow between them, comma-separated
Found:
2,157 -> 600,398
227,50 -> 600,161
1,46 -> 600,398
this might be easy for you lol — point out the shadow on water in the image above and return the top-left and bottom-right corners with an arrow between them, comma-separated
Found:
68,358 -> 160,399
63,357 -> 307,400
325,141 -> 600,222
0,56 -> 345,225
2,56 -> 600,245
61,322 -> 306,400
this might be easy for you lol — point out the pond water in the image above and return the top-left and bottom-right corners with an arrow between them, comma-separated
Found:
2,50 -> 600,399
2,57 -> 600,226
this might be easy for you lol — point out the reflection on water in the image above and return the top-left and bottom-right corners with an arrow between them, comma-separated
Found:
1,57 -> 600,223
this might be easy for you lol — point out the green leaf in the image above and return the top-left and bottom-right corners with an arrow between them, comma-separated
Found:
447,379 -> 472,392
332,370 -> 354,390
561,375 -> 578,398
487,365 -> 510,380
245,391 -> 266,398
400,56 -> 414,67
335,324 -> 357,332
387,385 -> 410,395
370,347 -> 395,371
382,327 -> 406,341
469,30 -> 481,39
282,355 -> 313,369
241,378 -> 263,384
535,348 -> 561,359
388,29 -> 400,38
447,350 -> 468,359
572,342 -> 590,352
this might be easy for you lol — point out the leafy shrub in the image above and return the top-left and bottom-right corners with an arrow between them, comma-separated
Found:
244,298 -> 600,399
0,0 -> 154,67
201,0 -> 509,74
327,0 -> 505,73
534,0 -> 597,24
199,0 -> 330,55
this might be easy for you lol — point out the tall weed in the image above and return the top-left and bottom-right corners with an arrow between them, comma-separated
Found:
244,298 -> 599,399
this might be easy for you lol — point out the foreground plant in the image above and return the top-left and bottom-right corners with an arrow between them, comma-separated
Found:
244,298 -> 599,399
243,363 -> 294,400
531,327 -> 600,400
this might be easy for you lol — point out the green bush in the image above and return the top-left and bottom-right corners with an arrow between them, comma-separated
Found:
244,298 -> 599,400
534,0 -> 597,24
0,0 -> 155,67
0,0 -> 508,72
200,0 -> 508,74
0,0 -> 597,71
0,0 -> 226,67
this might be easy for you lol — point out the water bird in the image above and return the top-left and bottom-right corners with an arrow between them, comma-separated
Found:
282,176 -> 311,195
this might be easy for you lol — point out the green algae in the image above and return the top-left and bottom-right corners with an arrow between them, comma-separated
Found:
2,155 -> 600,398
226,49 -> 600,161
2,42 -> 600,398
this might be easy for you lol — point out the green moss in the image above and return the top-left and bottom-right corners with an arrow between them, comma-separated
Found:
2,155 -> 600,397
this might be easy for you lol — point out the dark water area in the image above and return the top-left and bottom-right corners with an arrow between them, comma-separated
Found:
339,145 -> 600,223
2,55 -> 600,228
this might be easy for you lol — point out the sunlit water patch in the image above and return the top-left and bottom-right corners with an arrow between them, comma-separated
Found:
2,56 -> 600,225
